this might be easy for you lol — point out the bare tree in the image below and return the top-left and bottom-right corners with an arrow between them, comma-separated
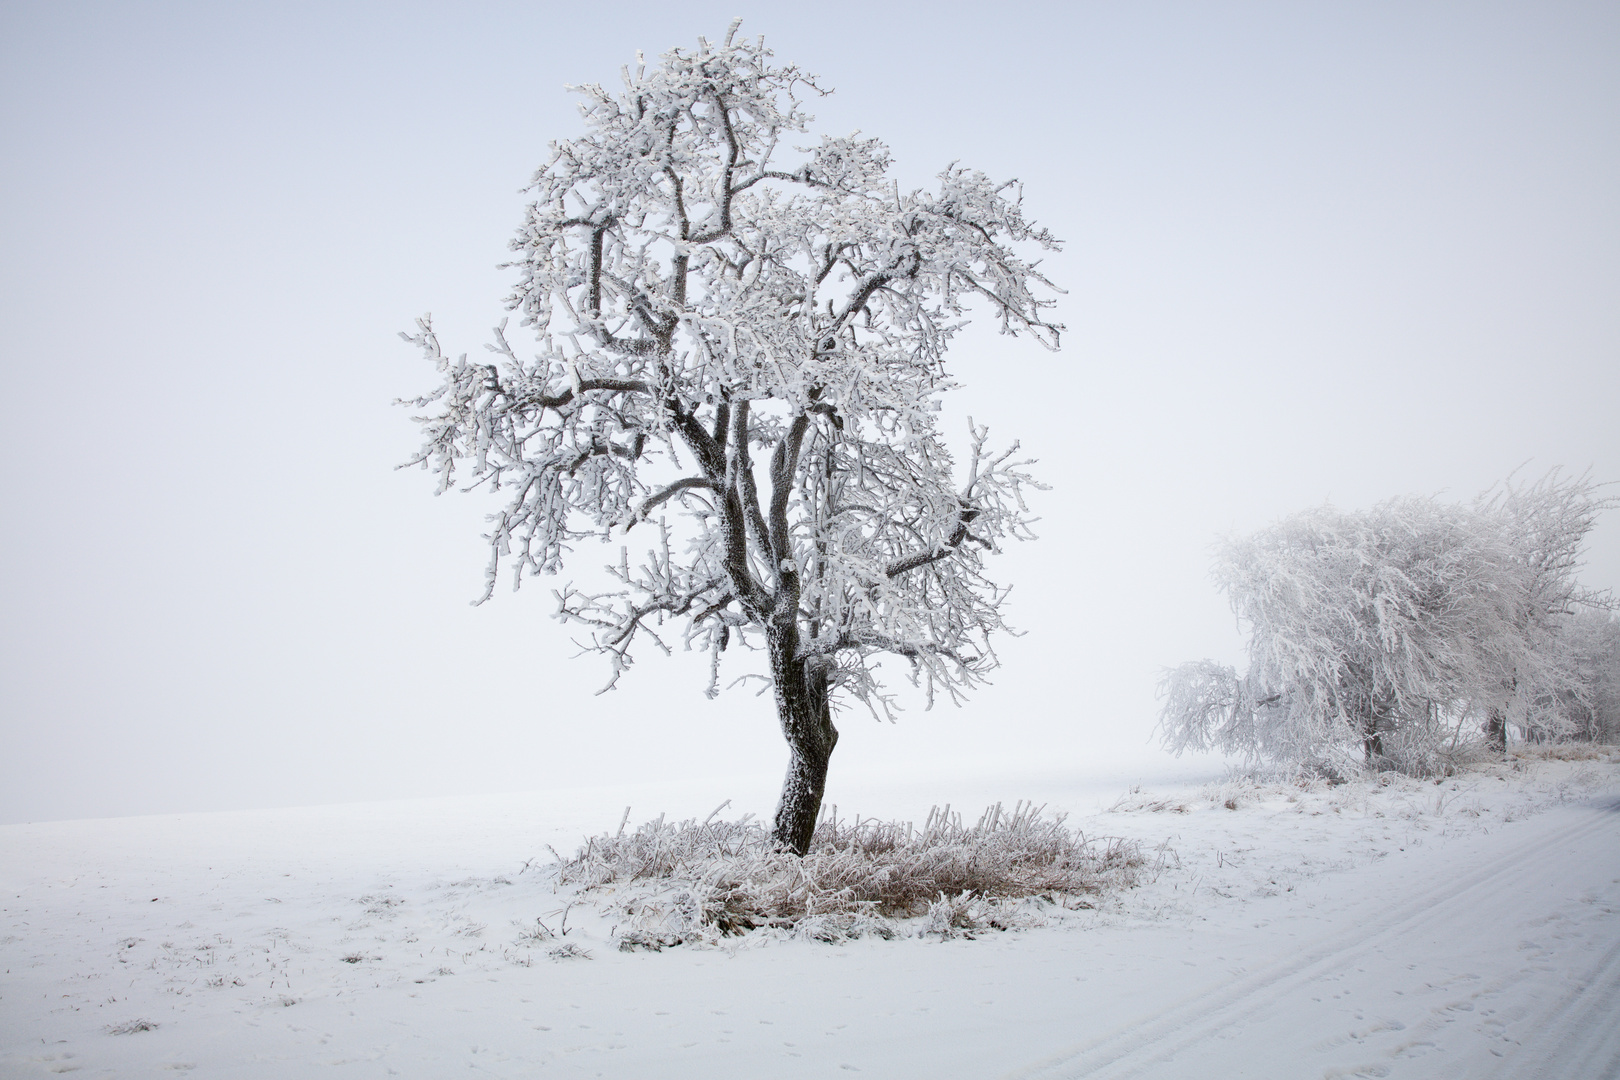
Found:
401,24 -> 1060,854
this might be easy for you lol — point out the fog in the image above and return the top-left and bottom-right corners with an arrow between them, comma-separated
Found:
3,0 -> 1616,824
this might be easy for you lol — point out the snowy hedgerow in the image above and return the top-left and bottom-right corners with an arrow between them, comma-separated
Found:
401,23 -> 1060,853
1160,474 -> 1613,775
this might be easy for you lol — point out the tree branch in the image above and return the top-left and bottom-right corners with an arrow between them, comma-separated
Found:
629,476 -> 714,525
731,400 -> 773,560
768,412 -> 811,569
515,377 -> 652,412
885,503 -> 979,578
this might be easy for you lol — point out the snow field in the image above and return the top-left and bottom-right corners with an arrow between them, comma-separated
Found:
3,753 -> 1618,1078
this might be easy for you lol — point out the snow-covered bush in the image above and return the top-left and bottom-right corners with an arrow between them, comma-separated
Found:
553,803 -> 1142,945
1161,475 -> 1613,775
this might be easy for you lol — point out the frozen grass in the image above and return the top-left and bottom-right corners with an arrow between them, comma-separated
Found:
1510,742 -> 1620,763
1101,749 -> 1620,836
553,801 -> 1145,947
1108,787 -> 1195,814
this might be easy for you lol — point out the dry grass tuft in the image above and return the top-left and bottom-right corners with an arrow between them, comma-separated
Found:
1107,786 -> 1193,814
554,802 -> 1143,946
1510,743 -> 1620,763
107,1019 -> 159,1034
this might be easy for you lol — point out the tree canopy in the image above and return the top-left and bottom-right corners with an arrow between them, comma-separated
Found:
1160,474 -> 1613,775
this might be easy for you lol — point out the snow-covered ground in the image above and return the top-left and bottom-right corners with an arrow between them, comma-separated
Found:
4,752 -> 1619,1079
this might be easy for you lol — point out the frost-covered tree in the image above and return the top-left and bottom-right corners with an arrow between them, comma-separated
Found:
1159,476 -> 1612,774
1160,498 -> 1517,774
1558,609 -> 1620,742
401,25 -> 1059,854
1477,472 -> 1613,750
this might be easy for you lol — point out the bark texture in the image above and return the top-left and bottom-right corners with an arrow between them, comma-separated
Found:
1361,722 -> 1385,764
1486,707 -> 1507,753
768,626 -> 839,855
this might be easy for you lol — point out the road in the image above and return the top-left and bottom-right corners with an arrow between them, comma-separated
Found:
1008,795 -> 1620,1079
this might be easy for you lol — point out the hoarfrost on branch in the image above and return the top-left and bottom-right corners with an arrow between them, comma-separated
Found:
1159,474 -> 1615,775
401,24 -> 1060,851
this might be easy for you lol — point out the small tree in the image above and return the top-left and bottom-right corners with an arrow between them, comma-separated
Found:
401,25 -> 1059,854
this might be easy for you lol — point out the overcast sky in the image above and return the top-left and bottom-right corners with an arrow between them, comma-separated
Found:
3,0 -> 1616,824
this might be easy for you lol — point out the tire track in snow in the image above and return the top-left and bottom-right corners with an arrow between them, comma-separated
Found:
1002,796 -> 1620,1080
1482,925 -> 1620,1080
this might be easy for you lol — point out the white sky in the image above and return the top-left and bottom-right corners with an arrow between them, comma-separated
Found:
3,0 -> 1616,824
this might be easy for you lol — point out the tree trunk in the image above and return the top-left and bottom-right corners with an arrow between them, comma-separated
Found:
1486,707 -> 1507,753
1360,712 -> 1385,765
767,626 -> 838,856
1486,675 -> 1517,754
